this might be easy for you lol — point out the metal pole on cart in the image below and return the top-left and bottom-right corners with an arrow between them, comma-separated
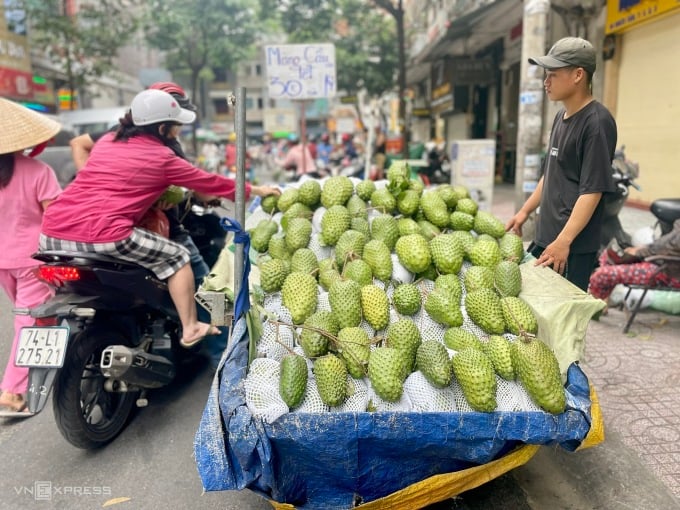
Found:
233,87 -> 247,306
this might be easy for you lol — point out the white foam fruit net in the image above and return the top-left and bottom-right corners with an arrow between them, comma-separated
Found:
243,204 -> 551,422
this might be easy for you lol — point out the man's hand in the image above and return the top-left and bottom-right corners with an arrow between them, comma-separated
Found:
252,185 -> 281,198
535,238 -> 571,274
505,210 -> 529,237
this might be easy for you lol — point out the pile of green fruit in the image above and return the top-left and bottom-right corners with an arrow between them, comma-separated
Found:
245,162 -> 566,417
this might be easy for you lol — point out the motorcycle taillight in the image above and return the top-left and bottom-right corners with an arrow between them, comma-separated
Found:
37,265 -> 84,286
34,316 -> 58,326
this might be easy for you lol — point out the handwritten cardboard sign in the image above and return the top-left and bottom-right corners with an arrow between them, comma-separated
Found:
264,44 -> 336,100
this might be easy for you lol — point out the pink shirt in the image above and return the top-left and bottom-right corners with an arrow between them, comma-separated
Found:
0,154 -> 62,268
279,144 -> 316,175
42,133 -> 251,243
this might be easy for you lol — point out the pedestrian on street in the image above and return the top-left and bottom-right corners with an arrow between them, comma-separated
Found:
0,98 -> 62,413
589,219 -> 680,304
277,133 -> 316,177
506,37 -> 617,291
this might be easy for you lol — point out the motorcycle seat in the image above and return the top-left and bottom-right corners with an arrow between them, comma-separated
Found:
651,198 -> 680,225
34,250 -> 141,269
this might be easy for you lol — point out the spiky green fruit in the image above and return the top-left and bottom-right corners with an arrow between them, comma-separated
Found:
416,340 -> 452,388
443,327 -> 484,352
335,230 -> 366,268
499,232 -> 525,262
285,218 -> 312,251
455,197 -> 478,216
473,210 -> 506,238
424,289 -> 463,327
346,194 -> 368,219
500,297 -> 538,335
281,202 -> 313,231
320,205 -> 351,246
420,191 -> 450,228
370,188 -> 397,214
355,179 -> 376,201
363,239 -> 392,281
319,269 -> 343,291
397,217 -> 421,236
360,285 -> 390,331
350,217 -> 371,238
318,258 -> 336,274
368,347 -> 404,402
290,248 -> 319,276
279,354 -> 308,408
435,184 -> 458,209
451,230 -> 476,257
370,214 -> 400,251
484,335 -> 515,380
450,211 -> 475,231
395,234 -> 432,274
298,179 -> 321,207
321,176 -> 353,208
386,161 -> 411,193
465,288 -> 505,334
494,260 -> 522,298
343,259 -> 373,287
464,266 -> 495,292
337,327 -> 371,378
451,185 -> 470,201
386,319 -> 421,371
277,188 -> 300,212
392,284 -> 421,315
281,272 -> 318,324
417,220 -> 441,241
300,310 -> 339,358
261,194 -> 278,213
429,233 -> 464,275
314,354 -> 348,406
512,336 -> 566,414
397,189 -> 420,216
251,219 -> 279,253
451,348 -> 497,412
329,279 -> 362,328
468,239 -> 502,268
259,258 -> 290,293
434,274 -> 462,302
268,234 -> 291,261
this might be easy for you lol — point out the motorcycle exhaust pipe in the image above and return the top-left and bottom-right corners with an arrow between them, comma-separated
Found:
100,345 -> 175,389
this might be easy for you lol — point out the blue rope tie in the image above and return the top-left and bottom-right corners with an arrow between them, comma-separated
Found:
219,217 -> 251,318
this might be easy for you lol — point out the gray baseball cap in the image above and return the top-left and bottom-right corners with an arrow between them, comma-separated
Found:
529,37 -> 596,74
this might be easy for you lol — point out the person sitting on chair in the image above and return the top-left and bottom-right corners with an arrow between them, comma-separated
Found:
589,219 -> 680,303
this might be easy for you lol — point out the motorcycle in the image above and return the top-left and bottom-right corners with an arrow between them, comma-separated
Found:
13,202 -> 229,449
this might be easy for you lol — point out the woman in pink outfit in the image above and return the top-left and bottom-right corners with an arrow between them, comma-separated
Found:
0,98 -> 63,413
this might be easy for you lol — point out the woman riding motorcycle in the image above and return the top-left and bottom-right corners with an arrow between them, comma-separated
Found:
40,89 -> 279,347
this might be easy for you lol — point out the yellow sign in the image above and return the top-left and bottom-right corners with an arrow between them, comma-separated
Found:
606,0 -> 680,33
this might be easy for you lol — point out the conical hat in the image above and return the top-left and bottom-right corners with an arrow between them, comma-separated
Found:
0,97 -> 61,154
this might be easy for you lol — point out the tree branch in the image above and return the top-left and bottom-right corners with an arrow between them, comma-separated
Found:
372,0 -> 398,18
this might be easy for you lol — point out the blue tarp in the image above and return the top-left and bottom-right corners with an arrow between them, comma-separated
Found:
194,316 -> 596,509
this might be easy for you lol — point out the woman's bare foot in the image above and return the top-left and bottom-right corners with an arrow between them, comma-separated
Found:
0,392 -> 27,412
180,322 -> 220,348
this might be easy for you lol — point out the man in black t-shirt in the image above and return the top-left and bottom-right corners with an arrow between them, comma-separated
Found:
506,37 -> 617,291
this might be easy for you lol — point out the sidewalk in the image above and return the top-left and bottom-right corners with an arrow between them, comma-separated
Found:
491,183 -> 680,507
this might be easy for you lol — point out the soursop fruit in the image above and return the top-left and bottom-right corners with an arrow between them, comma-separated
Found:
320,205 -> 351,246
451,185 -> 470,200
368,347 -> 405,402
277,188 -> 300,212
260,194 -> 278,213
329,279 -> 362,328
350,217 -> 371,238
494,260 -> 522,297
468,239 -> 502,268
473,211 -> 506,239
290,248 -> 319,276
370,214 -> 399,251
363,239 -> 392,281
392,284 -> 422,315
259,258 -> 290,293
416,340 -> 452,388
321,176 -> 353,208
397,217 -> 421,236
397,189 -> 421,217
512,336 -> 566,414
434,274 -> 462,302
319,269 -> 343,291
370,188 -> 397,214
450,211 -> 475,231
360,285 -> 390,331
251,219 -> 279,253
409,178 -> 425,195
386,319 -> 421,371
435,184 -> 458,209
451,348 -> 497,412
300,310 -> 339,358
425,289 -> 463,327
337,327 -> 371,379
298,179 -> 321,207
314,354 -> 348,406
346,194 -> 368,219
464,266 -> 495,292
268,234 -> 291,261
318,258 -> 336,274
279,354 -> 308,408
483,335 -> 515,380
499,232 -> 525,262
443,327 -> 484,352
500,296 -> 538,335
281,272 -> 318,324
395,234 -> 432,274
343,259 -> 373,287
418,220 -> 441,241
285,217 -> 312,251
464,288 -> 505,334
355,179 -> 376,201
386,161 -> 411,192
335,230 -> 366,268
420,191 -> 450,228
429,233 -> 464,275
450,230 -> 475,257
455,197 -> 478,216
281,202 -> 313,231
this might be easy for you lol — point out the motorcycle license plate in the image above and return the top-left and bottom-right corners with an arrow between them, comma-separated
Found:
15,327 -> 69,368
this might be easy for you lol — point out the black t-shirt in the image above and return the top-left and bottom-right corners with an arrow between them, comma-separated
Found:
536,101 -> 617,254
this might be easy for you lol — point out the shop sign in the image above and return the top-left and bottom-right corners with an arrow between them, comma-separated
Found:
451,57 -> 494,85
0,66 -> 32,98
606,0 -> 680,33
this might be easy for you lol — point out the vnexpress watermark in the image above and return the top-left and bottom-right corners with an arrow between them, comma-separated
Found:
14,481 -> 112,501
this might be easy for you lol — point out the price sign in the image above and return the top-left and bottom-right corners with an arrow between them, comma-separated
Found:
264,44 -> 336,100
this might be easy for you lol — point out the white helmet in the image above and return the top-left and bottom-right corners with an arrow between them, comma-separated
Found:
131,89 -> 196,126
